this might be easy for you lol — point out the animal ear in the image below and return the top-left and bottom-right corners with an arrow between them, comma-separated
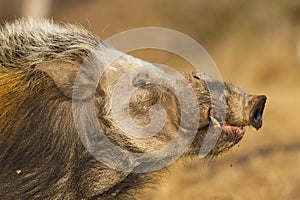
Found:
36,59 -> 97,100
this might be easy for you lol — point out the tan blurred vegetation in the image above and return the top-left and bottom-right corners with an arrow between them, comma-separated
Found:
1,0 -> 300,199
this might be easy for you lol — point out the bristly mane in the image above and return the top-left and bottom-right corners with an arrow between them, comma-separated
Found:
0,18 -> 98,69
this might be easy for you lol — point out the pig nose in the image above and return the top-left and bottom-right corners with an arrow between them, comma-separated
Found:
250,95 -> 267,130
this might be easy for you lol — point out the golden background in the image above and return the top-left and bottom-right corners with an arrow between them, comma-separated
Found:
1,0 -> 300,199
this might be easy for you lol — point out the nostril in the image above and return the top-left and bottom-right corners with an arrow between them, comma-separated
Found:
250,95 -> 267,130
253,105 -> 263,124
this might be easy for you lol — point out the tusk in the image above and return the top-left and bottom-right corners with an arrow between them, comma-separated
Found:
209,116 -> 221,128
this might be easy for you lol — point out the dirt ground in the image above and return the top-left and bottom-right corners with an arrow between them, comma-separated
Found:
1,0 -> 300,199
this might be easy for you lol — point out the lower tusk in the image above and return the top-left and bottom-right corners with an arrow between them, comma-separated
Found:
210,116 -> 221,128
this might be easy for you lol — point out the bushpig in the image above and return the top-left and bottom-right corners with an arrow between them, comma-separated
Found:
0,19 -> 266,199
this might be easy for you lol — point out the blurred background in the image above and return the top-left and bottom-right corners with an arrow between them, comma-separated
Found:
1,0 -> 300,199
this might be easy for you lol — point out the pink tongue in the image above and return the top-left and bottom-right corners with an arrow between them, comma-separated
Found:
223,125 -> 245,136
234,126 -> 245,135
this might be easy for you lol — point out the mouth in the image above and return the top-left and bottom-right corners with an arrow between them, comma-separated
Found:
187,114 -> 246,158
210,115 -> 245,139
206,114 -> 246,157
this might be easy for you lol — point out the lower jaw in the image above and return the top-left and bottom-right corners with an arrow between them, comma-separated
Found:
210,129 -> 245,155
185,126 -> 246,157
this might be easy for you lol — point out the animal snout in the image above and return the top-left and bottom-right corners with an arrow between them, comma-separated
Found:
250,95 -> 267,130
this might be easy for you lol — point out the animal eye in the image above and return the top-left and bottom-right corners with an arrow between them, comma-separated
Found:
133,79 -> 147,87
193,75 -> 200,80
